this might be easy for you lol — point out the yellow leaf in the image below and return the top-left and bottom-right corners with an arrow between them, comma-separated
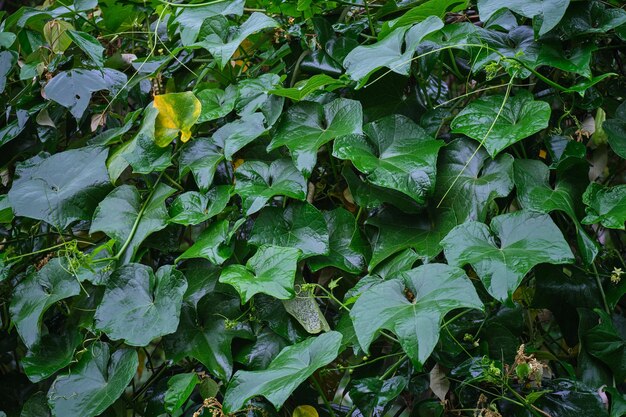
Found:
292,405 -> 319,417
153,92 -> 202,147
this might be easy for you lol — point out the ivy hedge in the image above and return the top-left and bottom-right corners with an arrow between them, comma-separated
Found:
0,0 -> 626,416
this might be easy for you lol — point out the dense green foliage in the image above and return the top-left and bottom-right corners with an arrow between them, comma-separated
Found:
1,0 -> 626,416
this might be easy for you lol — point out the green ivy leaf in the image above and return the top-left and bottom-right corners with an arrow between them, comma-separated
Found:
8,147 -> 111,230
582,183 -> 626,230
583,309 -> 626,383
10,259 -> 80,348
349,376 -> 408,417
220,245 -> 300,303
309,208 -> 368,274
269,74 -> 346,101
342,17 -> 444,86
195,13 -> 278,69
333,115 -> 444,205
174,0 -> 244,46
560,1 -> 626,37
21,392 -> 50,417
177,219 -> 243,264
236,73 -> 284,127
179,136 -> 224,192
94,264 -> 187,346
441,211 -> 574,303
235,159 -> 307,215
164,373 -> 199,413
197,86 -> 237,123
44,69 -> 127,119
215,113 -> 267,160
169,186 -> 231,226
435,138 -> 514,224
477,0 -> 569,36
48,342 -> 138,417
450,93 -> 551,157
66,30 -> 105,67
90,184 -> 175,263
22,331 -> 81,383
163,291 -> 253,380
603,100 -> 626,159
351,264 -> 482,367
249,203 -> 330,258
268,98 -> 363,176
222,331 -> 343,413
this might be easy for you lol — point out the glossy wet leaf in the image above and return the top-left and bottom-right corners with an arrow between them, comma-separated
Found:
169,186 -> 231,226
222,331 -> 342,413
435,138 -> 514,224
441,211 -> 574,302
10,259 -> 80,349
214,112 -> 267,160
269,98 -> 363,176
560,1 -> 626,38
235,159 -> 307,215
350,376 -> 408,417
66,30 -> 104,67
309,208 -> 368,274
343,17 -> 444,86
351,264 -> 482,367
44,69 -> 127,119
174,0 -> 244,46
582,183 -> 626,230
477,0 -> 569,36
177,219 -> 242,264
90,184 -> 175,263
450,92 -> 551,157
220,245 -> 300,303
21,392 -> 50,417
197,86 -> 237,123
249,203 -> 329,258
95,264 -> 187,346
604,101 -> 626,159
22,331 -> 81,383
195,13 -> 278,69
0,50 -> 16,94
236,73 -> 284,127
269,74 -> 345,101
163,291 -> 253,380
584,309 -> 626,382
47,342 -> 137,417
179,136 -> 224,192
153,92 -> 202,146
8,146 -> 111,230
164,373 -> 199,413
333,115 -> 444,205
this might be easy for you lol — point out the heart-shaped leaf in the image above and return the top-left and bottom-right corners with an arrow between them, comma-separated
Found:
214,112 -> 267,160
163,291 -> 253,380
249,203 -> 329,258
8,146 -> 111,230
177,219 -> 243,264
350,376 -> 408,417
334,114 -> 444,205
164,373 -> 200,413
343,17 -> 444,86
197,86 -> 237,123
441,211 -> 575,302
154,92 -> 202,146
450,92 -> 550,157
10,259 -> 80,348
95,264 -> 187,346
582,183 -> 626,230
48,342 -> 138,417
268,98 -> 363,176
222,331 -> 342,413
220,245 -> 300,303
351,263 -> 482,367
477,0 -> 569,36
90,184 -> 175,263
235,159 -> 307,215
179,136 -> 224,192
169,186 -> 231,226
308,208 -> 368,274
604,100 -> 626,159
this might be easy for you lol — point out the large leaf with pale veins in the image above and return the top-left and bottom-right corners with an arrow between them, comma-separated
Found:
163,291 -> 253,381
351,264 -> 482,367
90,184 -> 175,263
333,115 -> 444,205
48,342 -> 137,417
8,147 -> 111,230
95,264 -> 187,346
441,211 -> 574,303
268,98 -> 363,176
10,259 -> 80,348
435,138 -> 513,224
477,0 -> 569,36
223,331 -> 343,413
235,159 -> 307,215
249,202 -> 330,259
450,92 -> 550,157
220,245 -> 300,303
